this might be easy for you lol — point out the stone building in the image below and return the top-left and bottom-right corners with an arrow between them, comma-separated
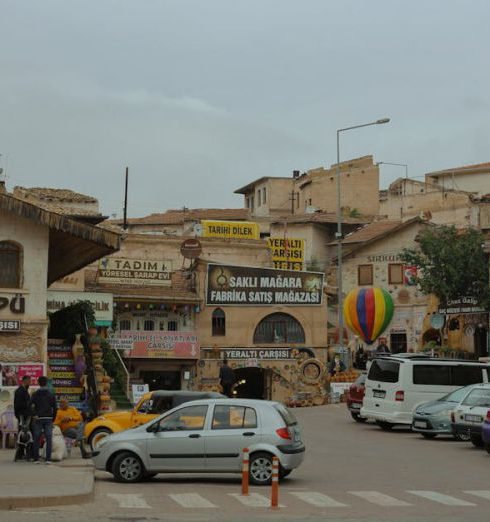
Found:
425,162 -> 490,197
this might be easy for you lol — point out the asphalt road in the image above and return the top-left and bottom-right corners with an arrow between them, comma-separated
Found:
7,404 -> 490,522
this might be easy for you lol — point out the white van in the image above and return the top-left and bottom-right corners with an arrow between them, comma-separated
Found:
361,355 -> 490,430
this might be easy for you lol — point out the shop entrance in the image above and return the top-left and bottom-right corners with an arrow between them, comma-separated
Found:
474,326 -> 488,358
390,333 -> 407,354
233,367 -> 272,400
141,371 -> 181,391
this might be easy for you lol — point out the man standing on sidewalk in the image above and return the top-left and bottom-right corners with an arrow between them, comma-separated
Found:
30,376 -> 57,464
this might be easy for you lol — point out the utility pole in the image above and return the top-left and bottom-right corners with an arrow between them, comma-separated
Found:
123,166 -> 129,230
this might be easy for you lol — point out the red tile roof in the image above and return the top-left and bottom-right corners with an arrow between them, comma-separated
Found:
340,220 -> 403,244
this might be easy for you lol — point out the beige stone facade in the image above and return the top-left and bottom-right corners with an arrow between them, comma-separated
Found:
425,162 -> 490,196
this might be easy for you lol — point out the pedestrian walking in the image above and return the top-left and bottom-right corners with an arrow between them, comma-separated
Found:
30,376 -> 57,464
14,375 -> 33,461
219,359 -> 236,397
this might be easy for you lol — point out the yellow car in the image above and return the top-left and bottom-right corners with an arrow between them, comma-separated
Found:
85,390 -> 225,450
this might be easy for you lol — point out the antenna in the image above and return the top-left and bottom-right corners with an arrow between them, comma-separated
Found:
123,167 -> 129,230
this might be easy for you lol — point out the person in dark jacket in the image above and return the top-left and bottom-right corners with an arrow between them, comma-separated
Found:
14,375 -> 31,421
219,359 -> 236,398
30,376 -> 57,464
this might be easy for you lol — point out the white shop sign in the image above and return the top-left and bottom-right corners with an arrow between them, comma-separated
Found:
47,291 -> 113,323
132,384 -> 149,405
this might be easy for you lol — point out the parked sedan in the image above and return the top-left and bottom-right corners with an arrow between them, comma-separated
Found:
451,384 -> 490,447
412,385 -> 477,440
92,398 -> 305,485
346,373 -> 366,423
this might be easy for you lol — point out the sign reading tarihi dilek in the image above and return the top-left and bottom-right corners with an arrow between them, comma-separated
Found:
267,237 -> 304,271
200,220 -> 260,240
97,257 -> 173,286
206,264 -> 324,306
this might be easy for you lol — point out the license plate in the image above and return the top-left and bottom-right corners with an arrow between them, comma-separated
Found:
373,390 -> 386,399
414,420 -> 427,429
464,414 -> 483,423
351,403 -> 361,409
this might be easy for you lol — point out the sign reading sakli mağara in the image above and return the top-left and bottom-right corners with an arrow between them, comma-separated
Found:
206,264 -> 324,306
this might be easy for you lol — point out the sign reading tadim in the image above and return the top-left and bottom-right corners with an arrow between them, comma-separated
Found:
97,257 -> 172,286
201,220 -> 260,240
267,237 -> 304,271
206,264 -> 324,306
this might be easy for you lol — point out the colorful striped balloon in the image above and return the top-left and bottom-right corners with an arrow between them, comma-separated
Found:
343,287 -> 394,344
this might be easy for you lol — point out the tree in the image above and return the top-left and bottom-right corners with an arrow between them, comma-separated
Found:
400,226 -> 490,307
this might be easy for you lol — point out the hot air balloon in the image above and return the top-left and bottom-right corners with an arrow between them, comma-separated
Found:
343,287 -> 394,344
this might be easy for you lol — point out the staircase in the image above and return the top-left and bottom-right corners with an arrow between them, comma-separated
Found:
47,340 -> 84,409
110,381 -> 133,410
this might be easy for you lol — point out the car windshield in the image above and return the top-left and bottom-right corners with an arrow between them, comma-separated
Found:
438,386 -> 467,403
461,388 -> 490,407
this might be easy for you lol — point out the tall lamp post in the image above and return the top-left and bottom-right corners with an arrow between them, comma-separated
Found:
377,161 -> 408,180
336,118 -> 390,347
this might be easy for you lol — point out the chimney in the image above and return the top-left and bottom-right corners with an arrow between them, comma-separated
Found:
293,170 -> 300,179
0,168 -> 5,194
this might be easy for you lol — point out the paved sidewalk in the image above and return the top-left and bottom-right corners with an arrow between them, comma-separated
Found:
0,449 -> 94,509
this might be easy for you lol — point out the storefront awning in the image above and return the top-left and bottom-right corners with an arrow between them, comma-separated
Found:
0,193 -> 121,284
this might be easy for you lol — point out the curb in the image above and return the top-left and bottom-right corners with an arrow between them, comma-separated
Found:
0,467 -> 94,510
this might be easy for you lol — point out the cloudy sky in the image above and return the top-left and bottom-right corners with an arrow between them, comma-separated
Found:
1,1 -> 489,217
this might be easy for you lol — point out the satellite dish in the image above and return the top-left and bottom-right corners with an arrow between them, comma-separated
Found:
430,313 -> 445,329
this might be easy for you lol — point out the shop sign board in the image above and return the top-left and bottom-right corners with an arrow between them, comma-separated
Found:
206,264 -> 324,306
438,297 -> 486,314
0,294 -> 25,314
0,320 -> 20,332
131,383 -> 149,405
200,220 -> 260,240
110,331 -> 200,359
267,237 -> 304,271
180,238 -> 202,259
223,348 -> 292,360
97,257 -> 173,286
47,291 -> 113,323
0,363 -> 45,387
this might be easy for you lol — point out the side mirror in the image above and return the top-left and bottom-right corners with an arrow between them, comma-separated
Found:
146,423 -> 159,433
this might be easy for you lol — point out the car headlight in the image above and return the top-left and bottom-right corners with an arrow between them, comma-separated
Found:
96,436 -> 110,449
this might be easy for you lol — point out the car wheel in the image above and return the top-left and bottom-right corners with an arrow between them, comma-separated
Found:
454,431 -> 471,442
89,428 -> 112,451
470,434 -> 484,448
421,433 -> 437,439
112,452 -> 145,483
249,452 -> 274,486
376,421 -> 394,431
351,412 -> 367,423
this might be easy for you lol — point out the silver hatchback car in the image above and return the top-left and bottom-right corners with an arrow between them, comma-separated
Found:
92,398 -> 305,485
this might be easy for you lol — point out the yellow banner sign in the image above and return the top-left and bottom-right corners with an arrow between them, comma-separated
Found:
267,237 -> 304,271
201,220 -> 260,240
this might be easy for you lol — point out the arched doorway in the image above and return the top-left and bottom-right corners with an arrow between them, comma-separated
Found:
233,367 -> 272,400
253,313 -> 305,344
474,326 -> 488,358
422,328 -> 441,346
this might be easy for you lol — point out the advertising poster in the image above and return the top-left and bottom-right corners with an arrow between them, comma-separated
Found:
0,363 -> 45,387
132,384 -> 149,405
206,264 -> 324,306
267,237 -> 304,271
200,220 -> 260,240
109,331 -> 200,359
97,257 -> 173,286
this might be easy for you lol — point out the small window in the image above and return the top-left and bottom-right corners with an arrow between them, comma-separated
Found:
144,320 -> 155,331
250,196 -> 254,209
358,265 -> 373,286
263,187 -> 267,204
212,308 -> 226,336
388,264 -> 403,285
0,241 -> 22,288
253,313 -> 305,343
257,190 -> 261,206
157,405 -> 208,431
119,319 -> 131,331
368,359 -> 400,383
212,405 -> 257,430
413,365 -> 451,385
167,321 -> 178,331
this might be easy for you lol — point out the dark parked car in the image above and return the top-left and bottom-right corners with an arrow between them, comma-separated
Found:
346,373 -> 366,422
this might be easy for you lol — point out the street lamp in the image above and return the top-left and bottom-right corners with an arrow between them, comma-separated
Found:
336,118 -> 390,348
377,161 -> 408,180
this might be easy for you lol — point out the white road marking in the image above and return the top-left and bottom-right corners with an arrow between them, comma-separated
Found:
349,491 -> 411,506
290,491 -> 347,507
464,490 -> 490,501
229,492 -> 284,507
169,493 -> 217,508
107,493 -> 151,509
407,491 -> 475,506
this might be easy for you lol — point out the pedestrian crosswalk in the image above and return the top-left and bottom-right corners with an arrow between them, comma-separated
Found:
106,489 -> 490,511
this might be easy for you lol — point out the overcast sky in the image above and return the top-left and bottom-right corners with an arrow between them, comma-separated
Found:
1,1 -> 489,217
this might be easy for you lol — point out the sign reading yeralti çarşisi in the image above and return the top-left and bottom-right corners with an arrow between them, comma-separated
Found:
97,257 -> 172,286
206,264 -> 323,306
223,348 -> 292,360
267,237 -> 304,271
201,220 -> 260,240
